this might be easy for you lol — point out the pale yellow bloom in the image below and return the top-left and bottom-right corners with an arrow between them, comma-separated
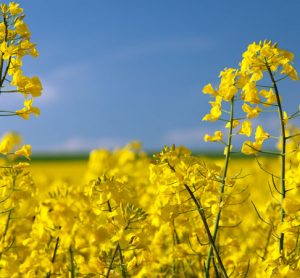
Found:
239,120 -> 252,137
15,144 -> 31,159
242,103 -> 262,118
204,130 -> 223,142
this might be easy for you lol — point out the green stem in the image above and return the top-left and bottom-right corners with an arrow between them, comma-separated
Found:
184,184 -> 228,278
46,237 -> 59,278
286,133 -> 300,140
0,13 -> 7,88
3,209 -> 12,238
105,201 -> 127,277
266,64 -> 286,253
106,243 -> 119,278
0,209 -> 13,261
171,222 -> 181,275
69,246 -> 75,278
205,97 -> 234,277
1,57 -> 11,85
118,243 -> 127,278
0,174 -> 17,261
105,242 -> 127,278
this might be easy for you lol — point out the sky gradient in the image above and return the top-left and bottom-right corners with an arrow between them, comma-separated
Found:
1,0 -> 300,153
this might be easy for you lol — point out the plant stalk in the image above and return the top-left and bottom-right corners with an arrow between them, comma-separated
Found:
69,246 -> 75,278
46,237 -> 59,278
106,200 -> 127,277
184,184 -> 228,278
266,64 -> 286,253
118,243 -> 127,278
205,97 -> 235,276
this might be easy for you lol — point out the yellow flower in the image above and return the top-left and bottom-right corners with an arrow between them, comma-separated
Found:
240,40 -> 298,82
15,144 -> 31,160
8,2 -> 23,16
225,119 -> 239,129
242,103 -> 262,118
203,130 -> 223,142
260,88 -> 276,106
11,70 -> 42,97
218,68 -> 238,101
24,76 -> 42,97
0,42 -> 17,60
8,58 -> 22,75
241,140 -> 261,155
202,96 -> 222,122
16,99 -> 40,120
11,70 -> 27,87
281,62 -> 298,80
249,70 -> 263,82
14,20 -> 30,38
239,120 -> 252,137
0,132 -> 22,154
255,125 -> 269,144
127,256 -> 137,271
241,82 -> 260,104
202,83 -> 218,96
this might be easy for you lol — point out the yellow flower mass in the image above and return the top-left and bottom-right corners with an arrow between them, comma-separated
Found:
0,2 -> 299,277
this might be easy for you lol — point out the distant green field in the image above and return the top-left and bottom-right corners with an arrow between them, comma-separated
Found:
30,153 -> 89,162
29,149 -> 277,162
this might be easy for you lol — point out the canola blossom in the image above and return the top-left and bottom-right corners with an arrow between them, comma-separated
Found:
0,2 -> 299,277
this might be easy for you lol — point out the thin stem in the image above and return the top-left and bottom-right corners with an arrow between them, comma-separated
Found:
266,63 -> 286,254
243,260 -> 251,278
46,237 -> 59,278
184,183 -> 228,278
286,133 -> 300,140
275,73 -> 292,83
106,243 -> 119,278
244,143 -> 282,156
0,174 -> 17,262
1,57 -> 11,85
52,237 -> 59,262
262,226 -> 272,259
118,243 -> 127,278
251,201 -> 271,226
0,13 -> 8,88
288,110 -> 300,119
105,201 -> 127,277
205,97 -> 234,277
0,113 -> 17,116
0,55 -> 3,88
256,84 -> 274,88
0,90 -> 20,93
69,246 -> 75,278
3,209 -> 12,238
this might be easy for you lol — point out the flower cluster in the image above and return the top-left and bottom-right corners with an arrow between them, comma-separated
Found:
201,40 -> 300,276
0,2 -> 42,120
0,140 -> 298,276
0,2 -> 299,277
203,41 -> 298,155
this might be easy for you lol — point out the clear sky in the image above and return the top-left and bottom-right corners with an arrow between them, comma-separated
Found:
1,0 -> 300,152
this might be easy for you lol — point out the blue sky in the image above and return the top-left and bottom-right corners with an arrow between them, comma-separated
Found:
1,0 -> 300,152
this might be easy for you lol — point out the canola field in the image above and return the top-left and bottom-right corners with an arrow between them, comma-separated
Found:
30,160 -> 87,184
0,146 -> 289,277
1,1 -> 300,277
